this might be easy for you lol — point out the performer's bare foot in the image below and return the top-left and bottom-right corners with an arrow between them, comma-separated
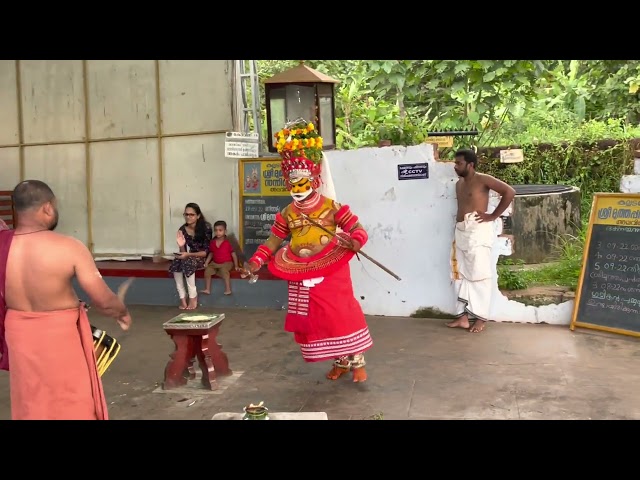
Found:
446,315 -> 470,329
179,298 -> 187,310
186,297 -> 198,310
224,290 -> 232,295
352,367 -> 367,383
326,360 -> 350,380
469,319 -> 486,333
199,289 -> 211,295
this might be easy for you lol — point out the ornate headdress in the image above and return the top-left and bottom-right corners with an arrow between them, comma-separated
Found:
274,118 -> 324,187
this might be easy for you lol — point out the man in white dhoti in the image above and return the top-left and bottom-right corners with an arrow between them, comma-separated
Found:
446,149 -> 515,333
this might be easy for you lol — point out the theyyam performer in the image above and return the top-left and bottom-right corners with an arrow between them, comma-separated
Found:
243,118 -> 373,382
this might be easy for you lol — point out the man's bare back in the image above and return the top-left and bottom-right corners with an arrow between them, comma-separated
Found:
6,231 -> 99,312
5,229 -> 130,329
456,173 -> 491,222
3,180 -> 131,331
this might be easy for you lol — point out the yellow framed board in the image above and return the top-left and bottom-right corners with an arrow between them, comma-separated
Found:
570,192 -> 640,338
425,136 -> 454,148
237,157 -> 290,261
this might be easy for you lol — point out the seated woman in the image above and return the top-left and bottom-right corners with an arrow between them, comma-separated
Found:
168,203 -> 212,310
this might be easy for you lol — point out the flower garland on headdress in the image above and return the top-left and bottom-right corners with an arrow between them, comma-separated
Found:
274,119 -> 323,164
274,118 -> 325,188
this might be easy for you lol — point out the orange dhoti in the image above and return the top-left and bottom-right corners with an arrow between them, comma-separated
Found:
4,306 -> 109,420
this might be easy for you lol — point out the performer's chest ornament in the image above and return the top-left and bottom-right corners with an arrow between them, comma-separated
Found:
286,203 -> 336,257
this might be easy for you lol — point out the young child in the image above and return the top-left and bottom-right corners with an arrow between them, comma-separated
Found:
201,220 -> 238,295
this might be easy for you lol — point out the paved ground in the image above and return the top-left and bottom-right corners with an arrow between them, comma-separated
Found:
1,305 -> 640,420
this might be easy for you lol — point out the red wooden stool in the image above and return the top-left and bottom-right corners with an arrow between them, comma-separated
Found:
162,313 -> 232,391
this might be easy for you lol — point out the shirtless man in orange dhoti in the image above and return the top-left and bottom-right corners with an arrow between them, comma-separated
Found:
0,180 -> 132,420
243,119 -> 372,382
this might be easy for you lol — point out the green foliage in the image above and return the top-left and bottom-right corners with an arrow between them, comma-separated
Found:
256,59 -> 640,151
497,260 -> 530,290
498,227 -> 587,291
255,59 -> 640,292
473,98 -> 639,220
574,61 -> 640,123
480,143 -> 635,217
490,108 -> 640,146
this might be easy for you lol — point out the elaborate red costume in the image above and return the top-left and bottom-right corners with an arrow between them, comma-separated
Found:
247,119 -> 372,382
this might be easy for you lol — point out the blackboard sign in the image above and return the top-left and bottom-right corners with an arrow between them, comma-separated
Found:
570,193 -> 640,338
238,158 -> 292,260
241,195 -> 291,259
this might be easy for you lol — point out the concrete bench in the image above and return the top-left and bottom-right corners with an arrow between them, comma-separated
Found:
95,259 -> 281,280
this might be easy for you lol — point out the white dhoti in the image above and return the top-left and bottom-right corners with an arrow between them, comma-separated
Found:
451,213 -> 495,321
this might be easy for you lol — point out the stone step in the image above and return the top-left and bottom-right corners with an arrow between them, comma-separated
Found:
502,285 -> 575,307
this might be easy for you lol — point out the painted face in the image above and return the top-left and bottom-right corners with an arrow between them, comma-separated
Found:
289,176 -> 314,201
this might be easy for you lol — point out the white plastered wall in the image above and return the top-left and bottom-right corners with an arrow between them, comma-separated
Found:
324,143 -> 574,324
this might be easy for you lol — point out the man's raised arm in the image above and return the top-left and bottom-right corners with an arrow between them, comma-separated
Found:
71,238 -> 131,330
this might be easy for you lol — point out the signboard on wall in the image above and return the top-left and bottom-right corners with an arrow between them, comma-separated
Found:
398,163 -> 429,180
225,131 -> 259,158
238,158 -> 291,260
499,148 -> 524,164
570,193 -> 640,338
425,136 -> 454,148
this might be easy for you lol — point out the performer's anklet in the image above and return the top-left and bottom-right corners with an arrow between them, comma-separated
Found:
350,353 -> 366,369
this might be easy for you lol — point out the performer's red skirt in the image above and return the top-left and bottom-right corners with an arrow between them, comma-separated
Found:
284,263 -> 373,362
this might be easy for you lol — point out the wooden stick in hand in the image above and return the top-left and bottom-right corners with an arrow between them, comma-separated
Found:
299,213 -> 402,281
117,277 -> 135,303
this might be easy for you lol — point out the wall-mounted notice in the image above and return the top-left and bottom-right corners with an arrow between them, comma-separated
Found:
499,149 -> 524,164
398,163 -> 429,181
425,136 -> 454,148
225,132 -> 259,158
570,193 -> 640,338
